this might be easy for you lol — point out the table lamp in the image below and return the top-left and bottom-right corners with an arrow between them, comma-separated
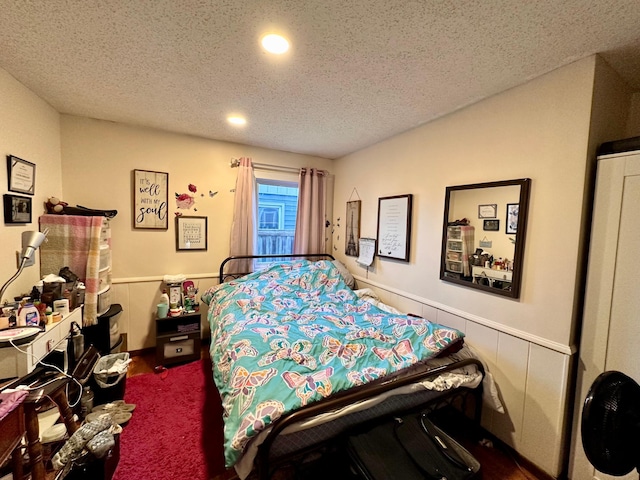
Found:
0,230 -> 47,306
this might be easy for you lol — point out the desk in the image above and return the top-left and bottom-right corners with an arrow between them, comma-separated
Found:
472,266 -> 513,287
0,390 -> 27,480
0,308 -> 80,380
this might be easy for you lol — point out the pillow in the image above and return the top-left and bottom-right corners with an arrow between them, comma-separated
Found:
332,260 -> 356,289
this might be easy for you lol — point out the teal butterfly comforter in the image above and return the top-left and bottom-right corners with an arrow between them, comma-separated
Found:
202,260 -> 464,468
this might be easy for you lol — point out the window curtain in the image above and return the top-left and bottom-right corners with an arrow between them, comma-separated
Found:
293,168 -> 327,254
229,157 -> 257,274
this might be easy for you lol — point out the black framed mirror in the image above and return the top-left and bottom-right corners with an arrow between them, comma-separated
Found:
439,178 -> 531,299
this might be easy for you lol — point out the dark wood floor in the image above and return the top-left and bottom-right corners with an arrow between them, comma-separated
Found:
129,348 -> 551,480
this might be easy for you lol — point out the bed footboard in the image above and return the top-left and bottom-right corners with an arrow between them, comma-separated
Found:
255,357 -> 485,480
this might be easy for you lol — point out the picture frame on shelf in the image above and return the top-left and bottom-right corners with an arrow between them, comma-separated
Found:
506,203 -> 519,234
6,155 -> 35,195
176,216 -> 208,251
3,194 -> 32,224
478,204 -> 497,219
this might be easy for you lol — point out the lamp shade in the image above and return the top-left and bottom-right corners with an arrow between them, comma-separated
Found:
21,230 -> 47,260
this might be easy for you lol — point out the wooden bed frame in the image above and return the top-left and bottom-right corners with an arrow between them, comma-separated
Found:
214,254 -> 484,479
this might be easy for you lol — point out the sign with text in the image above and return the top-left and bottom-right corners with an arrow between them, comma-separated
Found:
176,216 -> 208,250
133,169 -> 168,229
376,194 -> 412,262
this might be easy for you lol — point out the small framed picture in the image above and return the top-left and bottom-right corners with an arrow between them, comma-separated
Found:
176,216 -> 208,251
478,204 -> 497,219
506,203 -> 519,234
7,155 -> 36,195
3,194 -> 32,224
483,219 -> 500,231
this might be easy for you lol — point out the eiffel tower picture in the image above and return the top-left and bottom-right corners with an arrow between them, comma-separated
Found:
345,200 -> 360,256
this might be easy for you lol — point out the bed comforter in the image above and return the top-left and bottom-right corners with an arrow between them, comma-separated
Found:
202,260 -> 465,467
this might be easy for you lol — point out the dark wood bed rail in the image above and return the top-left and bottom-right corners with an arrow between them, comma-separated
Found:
218,253 -> 336,283
256,357 -> 485,479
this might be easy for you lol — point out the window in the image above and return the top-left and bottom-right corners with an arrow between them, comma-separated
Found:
257,180 -> 298,256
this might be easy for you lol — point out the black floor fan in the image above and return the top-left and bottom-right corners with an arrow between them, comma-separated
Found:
581,371 -> 640,476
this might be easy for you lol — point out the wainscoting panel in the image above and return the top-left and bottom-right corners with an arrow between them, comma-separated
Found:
493,333 -> 529,450
435,310 -> 467,333
520,343 -> 570,476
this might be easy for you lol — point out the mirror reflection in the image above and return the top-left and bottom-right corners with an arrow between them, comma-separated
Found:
440,178 -> 531,299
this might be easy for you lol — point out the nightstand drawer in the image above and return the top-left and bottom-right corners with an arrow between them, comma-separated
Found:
156,331 -> 200,365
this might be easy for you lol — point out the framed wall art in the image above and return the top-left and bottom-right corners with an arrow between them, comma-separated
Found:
176,216 -> 208,251
133,169 -> 169,229
483,219 -> 500,231
506,203 -> 519,234
376,194 -> 412,262
7,155 -> 35,195
478,203 -> 497,218
3,194 -> 32,224
345,200 -> 361,256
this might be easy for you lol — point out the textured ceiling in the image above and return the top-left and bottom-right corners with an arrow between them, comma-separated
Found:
1,1 -> 640,159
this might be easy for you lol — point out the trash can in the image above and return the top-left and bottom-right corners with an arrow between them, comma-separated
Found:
91,352 -> 130,406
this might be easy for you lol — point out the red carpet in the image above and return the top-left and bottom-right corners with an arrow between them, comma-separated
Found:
112,357 -> 227,480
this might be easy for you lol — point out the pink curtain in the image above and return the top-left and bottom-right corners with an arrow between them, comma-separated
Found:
294,168 -> 327,254
229,157 -> 257,274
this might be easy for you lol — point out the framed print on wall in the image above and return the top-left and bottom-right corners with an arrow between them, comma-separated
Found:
376,194 -> 412,262
345,200 -> 361,256
478,204 -> 497,219
3,194 -> 32,224
7,155 -> 36,195
133,169 -> 169,229
483,219 -> 500,231
506,203 -> 519,234
176,216 -> 208,251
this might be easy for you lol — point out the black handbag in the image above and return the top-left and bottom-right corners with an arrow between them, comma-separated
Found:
348,412 -> 480,480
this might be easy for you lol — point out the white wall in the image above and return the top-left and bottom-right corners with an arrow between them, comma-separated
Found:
331,56 -> 599,477
333,57 -> 596,349
60,116 -> 333,350
0,67 -> 62,304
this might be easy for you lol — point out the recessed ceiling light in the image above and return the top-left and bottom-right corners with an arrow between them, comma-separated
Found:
261,34 -> 289,54
227,116 -> 247,126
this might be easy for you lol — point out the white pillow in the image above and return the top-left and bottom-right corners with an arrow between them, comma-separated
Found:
332,260 -> 356,289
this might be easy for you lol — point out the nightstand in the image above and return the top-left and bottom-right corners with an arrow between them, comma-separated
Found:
155,312 -> 201,366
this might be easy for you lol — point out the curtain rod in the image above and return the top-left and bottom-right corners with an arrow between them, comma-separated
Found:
230,158 -> 301,174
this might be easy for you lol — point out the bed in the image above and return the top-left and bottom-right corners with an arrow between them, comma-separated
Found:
203,254 -> 494,479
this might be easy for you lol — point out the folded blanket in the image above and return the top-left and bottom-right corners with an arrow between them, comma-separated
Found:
39,214 -> 106,326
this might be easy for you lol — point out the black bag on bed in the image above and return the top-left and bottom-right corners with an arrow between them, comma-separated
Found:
347,412 -> 480,480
